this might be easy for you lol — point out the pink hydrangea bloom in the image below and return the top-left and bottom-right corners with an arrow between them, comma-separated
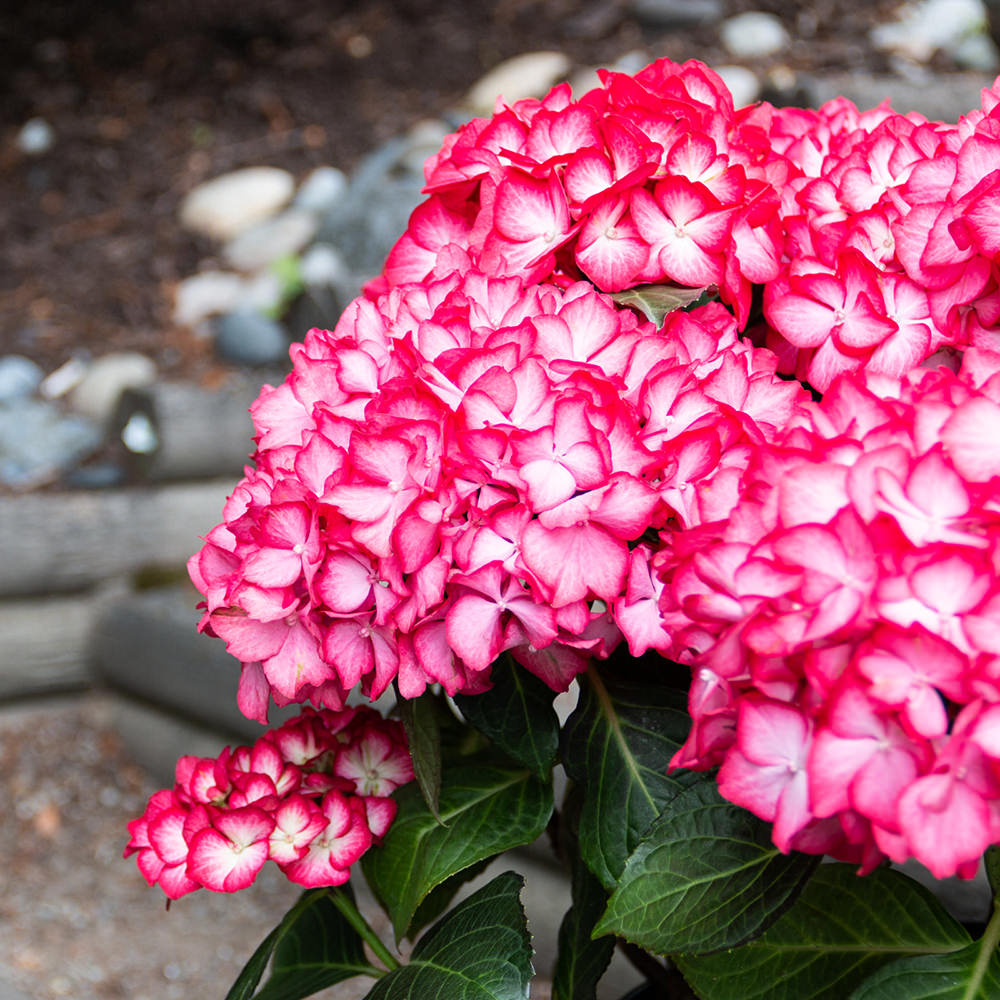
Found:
124,707 -> 412,898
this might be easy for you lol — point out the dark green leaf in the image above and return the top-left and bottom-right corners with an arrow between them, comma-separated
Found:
362,759 -> 553,941
454,657 -> 559,776
561,666 -> 695,888
397,687 -> 444,822
849,935 -> 1000,1000
985,846 -> 1000,900
596,779 -> 819,955
552,849 -> 615,999
677,864 -> 971,1000
364,872 -> 533,1000
407,859 -> 495,938
225,888 -> 379,1000
226,924 -> 284,1000
610,283 -> 716,325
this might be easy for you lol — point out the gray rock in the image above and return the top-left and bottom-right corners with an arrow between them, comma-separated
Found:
294,165 -> 349,214
67,352 -> 157,426
0,399 -> 103,489
214,310 -> 290,366
222,208 -> 319,272
630,0 -> 723,29
179,166 -> 295,242
317,137 -> 428,279
720,11 -> 791,60
0,356 -> 44,402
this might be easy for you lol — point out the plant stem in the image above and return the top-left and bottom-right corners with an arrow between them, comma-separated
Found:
331,888 -> 400,972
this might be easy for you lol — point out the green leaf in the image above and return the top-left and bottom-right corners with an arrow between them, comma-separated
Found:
596,779 -> 820,955
454,657 -> 559,776
985,846 -> 1000,900
677,864 -> 972,1000
398,687 -> 444,822
364,871 -> 533,1000
225,887 -> 379,1000
561,665 -> 695,888
552,849 -> 615,998
849,937 -> 1000,1000
610,283 -> 716,325
552,784 -> 615,1000
362,758 -> 553,941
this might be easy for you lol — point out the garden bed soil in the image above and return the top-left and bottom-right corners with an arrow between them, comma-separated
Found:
2,0 -> 907,383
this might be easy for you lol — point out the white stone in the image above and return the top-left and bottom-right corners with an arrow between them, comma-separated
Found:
68,352 -> 157,425
294,166 -> 349,214
719,11 -> 791,60
243,271 -> 287,315
871,0 -> 988,62
299,243 -> 348,287
173,270 -> 246,327
179,167 -> 295,242
17,117 -> 55,156
715,65 -> 762,108
222,208 -> 318,271
39,356 -> 89,399
953,31 -> 1000,71
463,51 -> 572,116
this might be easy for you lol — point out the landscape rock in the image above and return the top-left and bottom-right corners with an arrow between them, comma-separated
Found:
222,208 -> 319,272
67,352 -> 157,426
214,310 -> 290,366
629,0 -> 723,28
317,137 -> 427,278
0,356 -> 44,402
719,11 -> 791,60
179,166 -> 295,242
293,165 -> 349,214
173,270 -> 247,327
870,0 -> 988,63
0,399 -> 102,490
463,51 -> 572,116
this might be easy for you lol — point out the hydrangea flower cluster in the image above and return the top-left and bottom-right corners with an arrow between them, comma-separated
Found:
124,706 -> 412,899
184,57 -> 1000,880
658,351 -> 1000,879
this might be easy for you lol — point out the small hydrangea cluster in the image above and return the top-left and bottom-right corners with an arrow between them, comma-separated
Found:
659,351 -> 1000,878
124,707 -> 412,899
183,58 -> 1000,879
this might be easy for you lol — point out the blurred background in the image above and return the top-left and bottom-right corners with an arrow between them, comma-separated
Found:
1,2 -> 998,998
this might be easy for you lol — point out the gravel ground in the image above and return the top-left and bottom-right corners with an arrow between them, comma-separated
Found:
0,695 -> 393,1000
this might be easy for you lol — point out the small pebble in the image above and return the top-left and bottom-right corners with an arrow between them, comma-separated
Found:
17,117 -> 55,156
719,11 -> 791,60
214,310 -> 290,366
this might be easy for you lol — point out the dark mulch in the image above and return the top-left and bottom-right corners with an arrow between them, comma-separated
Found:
1,0 -> 907,384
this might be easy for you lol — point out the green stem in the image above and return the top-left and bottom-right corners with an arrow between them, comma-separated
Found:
331,888 -> 400,972
964,897 -> 1000,1000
